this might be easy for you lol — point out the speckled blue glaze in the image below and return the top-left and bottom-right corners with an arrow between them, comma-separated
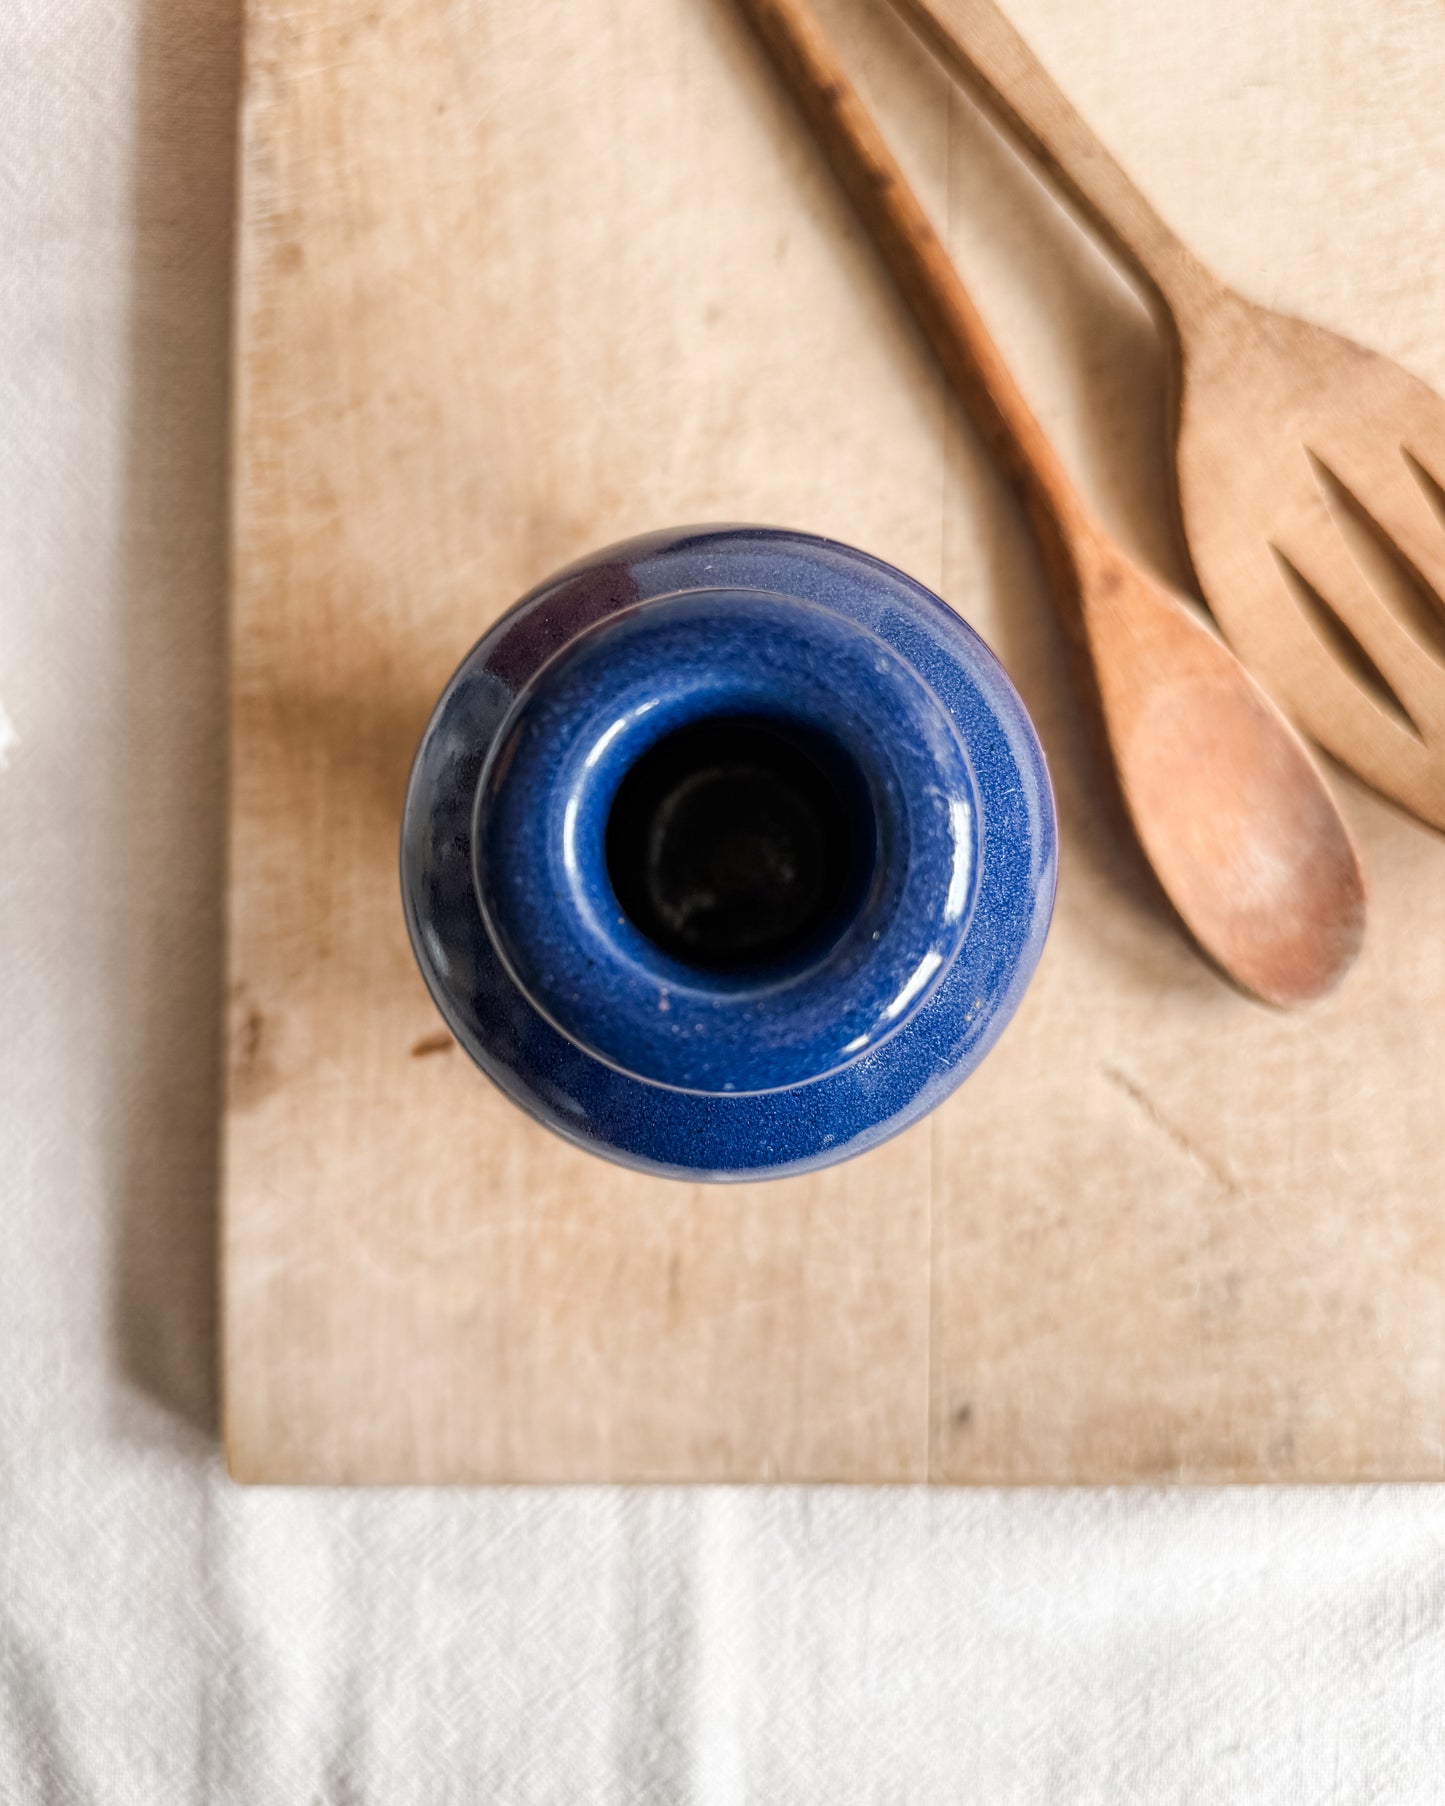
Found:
401,526 -> 1056,1181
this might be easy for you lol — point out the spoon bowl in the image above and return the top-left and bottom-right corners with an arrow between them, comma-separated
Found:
1074,531 -> 1366,1004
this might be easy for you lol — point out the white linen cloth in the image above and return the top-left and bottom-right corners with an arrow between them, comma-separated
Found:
2,0 -> 1444,1797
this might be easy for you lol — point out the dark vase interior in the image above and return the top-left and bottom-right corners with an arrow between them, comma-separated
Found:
605,712 -> 875,974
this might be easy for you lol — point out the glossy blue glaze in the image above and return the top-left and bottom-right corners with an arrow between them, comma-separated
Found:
401,526 -> 1056,1180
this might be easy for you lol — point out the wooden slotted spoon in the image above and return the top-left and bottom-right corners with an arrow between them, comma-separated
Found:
892,0 -> 1445,831
737,0 -> 1365,1004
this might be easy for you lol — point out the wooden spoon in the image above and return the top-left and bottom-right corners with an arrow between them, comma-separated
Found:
891,0 -> 1445,832
737,0 -> 1365,1004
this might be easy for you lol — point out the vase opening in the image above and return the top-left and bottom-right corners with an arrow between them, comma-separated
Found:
604,711 -> 875,975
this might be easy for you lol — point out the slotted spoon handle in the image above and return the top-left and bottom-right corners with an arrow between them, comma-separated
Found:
889,0 -> 1214,315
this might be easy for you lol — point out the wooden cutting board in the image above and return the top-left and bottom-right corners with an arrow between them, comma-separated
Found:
224,0 -> 1445,1482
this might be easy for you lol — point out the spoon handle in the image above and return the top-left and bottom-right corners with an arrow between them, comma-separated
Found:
889,0 -> 1212,315
737,0 -> 1089,571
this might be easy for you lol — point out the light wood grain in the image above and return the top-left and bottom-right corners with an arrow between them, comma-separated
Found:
227,0 -> 1445,1483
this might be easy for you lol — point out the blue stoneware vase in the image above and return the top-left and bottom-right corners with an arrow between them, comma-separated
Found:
401,526 -> 1056,1180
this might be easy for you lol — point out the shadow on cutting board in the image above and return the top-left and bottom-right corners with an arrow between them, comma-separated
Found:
107,0 -> 242,1439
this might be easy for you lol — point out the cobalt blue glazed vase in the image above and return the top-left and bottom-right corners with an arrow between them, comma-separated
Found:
401,526 -> 1056,1180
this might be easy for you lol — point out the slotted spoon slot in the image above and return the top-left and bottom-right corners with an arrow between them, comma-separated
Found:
1405,447 -> 1445,532
1307,451 -> 1445,666
1269,542 -> 1422,741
